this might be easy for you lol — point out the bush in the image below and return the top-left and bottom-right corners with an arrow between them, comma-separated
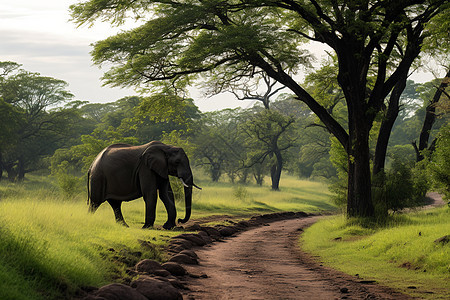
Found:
51,161 -> 83,198
233,185 -> 250,202
328,176 -> 347,209
384,160 -> 416,211
169,176 -> 184,203
372,157 -> 429,214
57,173 -> 82,198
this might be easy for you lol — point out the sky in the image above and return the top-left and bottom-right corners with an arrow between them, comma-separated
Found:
0,1 -> 439,112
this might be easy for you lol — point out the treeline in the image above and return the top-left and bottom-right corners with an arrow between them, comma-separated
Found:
1,61 -> 448,208
49,94 -> 328,192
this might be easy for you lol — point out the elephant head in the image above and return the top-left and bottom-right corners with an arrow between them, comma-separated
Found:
143,143 -> 200,224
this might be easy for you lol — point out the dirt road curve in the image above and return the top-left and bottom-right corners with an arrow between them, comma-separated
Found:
182,216 -> 411,300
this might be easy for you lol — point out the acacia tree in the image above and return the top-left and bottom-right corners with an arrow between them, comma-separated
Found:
0,63 -> 74,180
71,0 -> 449,218
241,107 -> 297,190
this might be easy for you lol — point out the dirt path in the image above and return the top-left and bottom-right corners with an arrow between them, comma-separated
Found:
422,192 -> 446,209
182,216 -> 411,300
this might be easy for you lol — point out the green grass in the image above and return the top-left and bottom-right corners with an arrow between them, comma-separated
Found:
190,175 -> 335,218
301,207 -> 450,299
0,172 -> 334,299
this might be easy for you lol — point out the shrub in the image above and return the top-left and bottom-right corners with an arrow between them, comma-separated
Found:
328,176 -> 347,209
384,160 -> 416,211
51,161 -> 83,198
169,176 -> 184,203
233,185 -> 250,202
372,157 -> 429,214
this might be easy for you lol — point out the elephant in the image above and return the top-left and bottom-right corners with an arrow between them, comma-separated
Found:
87,141 -> 200,229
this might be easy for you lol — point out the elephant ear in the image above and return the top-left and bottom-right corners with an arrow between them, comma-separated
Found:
144,146 -> 168,179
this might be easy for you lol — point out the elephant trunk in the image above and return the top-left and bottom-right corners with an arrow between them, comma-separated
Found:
178,185 -> 192,224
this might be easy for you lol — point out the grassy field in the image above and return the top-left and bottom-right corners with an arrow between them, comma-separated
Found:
190,175 -> 335,218
301,207 -> 450,299
0,172 -> 334,299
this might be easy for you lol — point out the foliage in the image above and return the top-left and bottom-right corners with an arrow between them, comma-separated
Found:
331,137 -> 430,213
421,4 -> 450,68
0,62 -> 76,181
233,185 -> 250,203
136,93 -> 200,128
372,158 -> 428,214
192,108 -> 245,182
328,137 -> 348,208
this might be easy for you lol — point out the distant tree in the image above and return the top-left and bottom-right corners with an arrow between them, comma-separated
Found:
134,93 -> 201,140
0,63 -> 74,180
80,101 -> 117,123
0,98 -> 23,180
291,125 -> 334,179
193,109 -> 244,182
0,62 -> 22,180
241,105 -> 297,190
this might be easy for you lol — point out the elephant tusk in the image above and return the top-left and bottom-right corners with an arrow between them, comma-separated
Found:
193,183 -> 202,190
180,178 -> 189,188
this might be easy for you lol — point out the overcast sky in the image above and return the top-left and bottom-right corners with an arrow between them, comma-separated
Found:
0,1 -> 438,112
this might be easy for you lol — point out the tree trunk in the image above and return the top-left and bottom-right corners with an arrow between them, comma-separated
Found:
210,163 -> 221,182
0,152 -> 3,181
373,76 -> 406,176
253,165 -> 264,186
415,69 -> 450,162
238,168 -> 249,184
270,150 -> 283,191
18,157 -> 25,181
347,128 -> 374,218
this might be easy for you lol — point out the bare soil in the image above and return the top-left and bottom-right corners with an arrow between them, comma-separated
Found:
181,216 -> 411,300
414,191 -> 446,210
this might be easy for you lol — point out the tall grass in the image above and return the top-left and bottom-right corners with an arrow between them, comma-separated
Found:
0,172 -> 334,299
301,207 -> 450,299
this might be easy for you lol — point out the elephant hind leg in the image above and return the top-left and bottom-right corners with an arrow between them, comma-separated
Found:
107,200 -> 129,227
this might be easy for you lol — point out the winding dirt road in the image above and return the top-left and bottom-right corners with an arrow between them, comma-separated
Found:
182,216 -> 411,300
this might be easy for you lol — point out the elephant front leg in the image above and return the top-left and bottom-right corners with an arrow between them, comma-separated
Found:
107,200 -> 129,227
142,189 -> 157,229
159,180 -> 177,230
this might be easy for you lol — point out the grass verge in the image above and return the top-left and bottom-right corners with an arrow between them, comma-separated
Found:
300,207 -> 450,299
